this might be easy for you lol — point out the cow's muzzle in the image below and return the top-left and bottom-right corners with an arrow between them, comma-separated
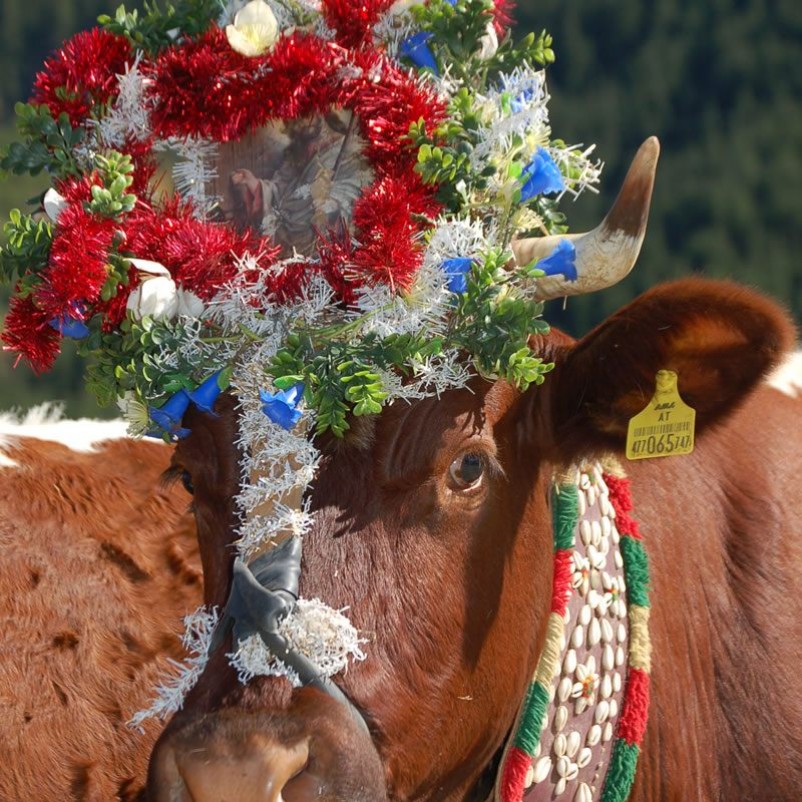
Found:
148,691 -> 387,802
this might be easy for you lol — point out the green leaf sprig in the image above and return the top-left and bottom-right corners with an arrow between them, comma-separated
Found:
0,103 -> 85,180
99,0 -> 224,53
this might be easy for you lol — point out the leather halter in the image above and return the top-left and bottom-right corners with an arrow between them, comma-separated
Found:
211,536 -> 371,736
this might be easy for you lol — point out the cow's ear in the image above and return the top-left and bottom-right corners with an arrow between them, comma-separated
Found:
546,278 -> 796,456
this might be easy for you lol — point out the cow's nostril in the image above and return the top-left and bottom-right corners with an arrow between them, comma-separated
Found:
177,735 -> 311,802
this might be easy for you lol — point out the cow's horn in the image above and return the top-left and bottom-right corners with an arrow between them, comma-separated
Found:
511,136 -> 660,301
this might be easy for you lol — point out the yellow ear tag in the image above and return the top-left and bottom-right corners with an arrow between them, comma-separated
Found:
626,370 -> 696,460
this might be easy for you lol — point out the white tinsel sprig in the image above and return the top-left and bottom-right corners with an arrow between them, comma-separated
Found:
228,598 -> 367,685
129,606 -> 219,728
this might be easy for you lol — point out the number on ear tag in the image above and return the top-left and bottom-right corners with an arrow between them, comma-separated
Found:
626,370 -> 696,460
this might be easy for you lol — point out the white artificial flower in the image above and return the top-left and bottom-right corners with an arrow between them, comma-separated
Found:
43,189 -> 68,223
126,258 -> 205,321
477,21 -> 499,61
226,0 -> 279,57
128,277 -> 179,320
127,259 -> 178,320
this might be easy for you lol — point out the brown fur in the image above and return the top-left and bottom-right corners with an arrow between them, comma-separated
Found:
150,279 -> 802,801
0,437 -> 202,801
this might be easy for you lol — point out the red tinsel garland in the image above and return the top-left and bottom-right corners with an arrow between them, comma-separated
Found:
10,9 -> 453,372
31,28 -> 132,127
344,49 -> 447,175
492,0 -> 515,34
124,200 -> 281,300
321,0 -> 396,48
147,27 -> 271,141
37,204 -> 116,314
1,295 -> 62,373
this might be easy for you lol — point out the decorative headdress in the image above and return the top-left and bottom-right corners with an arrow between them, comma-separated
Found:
0,0 -> 650,731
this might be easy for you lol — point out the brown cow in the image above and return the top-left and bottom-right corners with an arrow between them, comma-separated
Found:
0,418 -> 202,801
145,275 -> 802,802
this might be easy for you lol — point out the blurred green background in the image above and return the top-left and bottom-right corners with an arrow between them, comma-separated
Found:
1,0 -> 800,417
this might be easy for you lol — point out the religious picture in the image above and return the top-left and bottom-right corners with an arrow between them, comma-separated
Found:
213,109 -> 374,257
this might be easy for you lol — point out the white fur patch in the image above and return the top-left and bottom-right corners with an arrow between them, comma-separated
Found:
0,403 -> 131,468
766,353 -> 802,398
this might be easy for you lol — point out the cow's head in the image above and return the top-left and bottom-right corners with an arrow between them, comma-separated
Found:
146,150 -> 795,802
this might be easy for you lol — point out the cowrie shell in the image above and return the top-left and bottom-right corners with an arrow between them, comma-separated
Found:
554,733 -> 568,757
594,700 -> 610,724
575,781 -> 593,802
603,644 -> 615,672
532,755 -> 552,784
588,618 -> 601,647
577,748 -> 592,769
524,764 -> 535,788
556,756 -> 572,778
554,705 -> 569,733
587,724 -> 602,746
566,731 -> 581,758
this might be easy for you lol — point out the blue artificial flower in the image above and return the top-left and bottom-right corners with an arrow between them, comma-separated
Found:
188,370 -> 226,414
260,383 -> 305,431
510,86 -> 536,114
400,31 -> 438,73
535,239 -> 578,282
148,390 -> 192,440
48,313 -> 90,339
519,147 -> 565,202
441,257 -> 474,294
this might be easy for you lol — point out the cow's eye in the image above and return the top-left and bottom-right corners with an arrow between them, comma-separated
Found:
181,470 -> 195,495
448,453 -> 484,491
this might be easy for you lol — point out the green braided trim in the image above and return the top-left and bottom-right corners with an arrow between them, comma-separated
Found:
600,740 -> 640,802
620,535 -> 650,608
512,681 -> 550,755
553,482 -> 579,552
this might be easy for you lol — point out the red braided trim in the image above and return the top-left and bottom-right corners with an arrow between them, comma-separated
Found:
605,473 -> 642,540
616,667 -> 650,746
550,548 -> 573,616
499,745 -> 531,802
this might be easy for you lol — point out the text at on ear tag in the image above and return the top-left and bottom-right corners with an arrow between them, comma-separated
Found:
626,370 -> 696,460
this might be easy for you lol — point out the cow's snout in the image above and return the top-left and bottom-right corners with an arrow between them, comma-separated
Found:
148,688 -> 388,802
174,730 -> 310,802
